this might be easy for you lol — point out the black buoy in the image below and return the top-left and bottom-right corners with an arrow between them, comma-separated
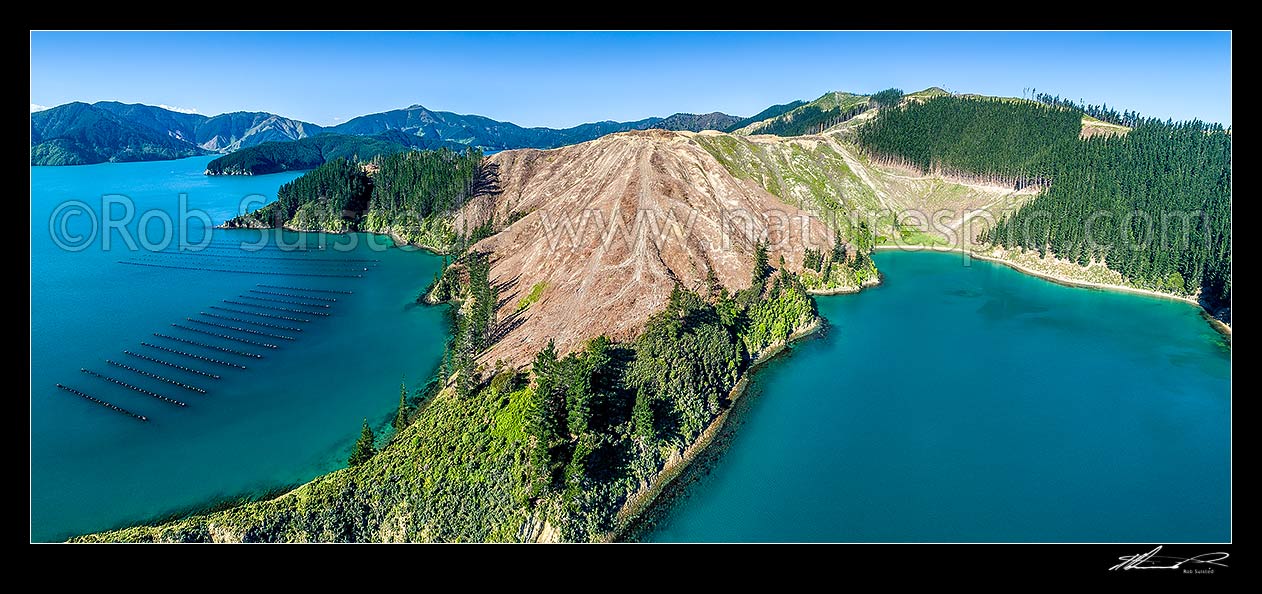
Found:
152,333 -> 263,359
238,294 -> 331,309
249,289 -> 337,303
56,384 -> 148,422
209,305 -> 310,324
223,300 -> 329,317
199,311 -> 303,333
106,359 -> 207,393
123,350 -> 224,378
171,324 -> 279,349
130,346 -> 233,373
80,368 -> 187,407
257,284 -> 353,295
118,260 -> 363,278
185,318 -> 296,341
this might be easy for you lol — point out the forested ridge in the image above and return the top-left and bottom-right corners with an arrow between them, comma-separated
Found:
228,148 -> 488,250
855,95 -> 1231,305
31,102 -> 207,166
204,132 -> 453,175
1035,92 -> 1142,128
857,95 -> 1082,188
32,101 -> 324,166
745,92 -> 872,137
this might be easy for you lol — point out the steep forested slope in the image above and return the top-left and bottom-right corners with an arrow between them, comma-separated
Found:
31,103 -> 206,165
856,95 -> 1231,304
204,131 -> 459,175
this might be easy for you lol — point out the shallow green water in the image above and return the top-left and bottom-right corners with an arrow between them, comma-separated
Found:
31,157 -> 448,541
647,250 -> 1230,542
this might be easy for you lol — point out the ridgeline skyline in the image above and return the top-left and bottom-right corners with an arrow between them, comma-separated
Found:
31,31 -> 1231,128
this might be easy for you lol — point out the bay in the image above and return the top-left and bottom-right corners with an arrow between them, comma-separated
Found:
646,250 -> 1231,542
30,156 -> 449,542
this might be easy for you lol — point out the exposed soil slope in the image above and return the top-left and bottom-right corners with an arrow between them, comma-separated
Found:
457,129 -> 833,367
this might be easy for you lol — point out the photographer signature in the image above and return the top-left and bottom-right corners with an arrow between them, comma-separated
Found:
1109,546 -> 1229,571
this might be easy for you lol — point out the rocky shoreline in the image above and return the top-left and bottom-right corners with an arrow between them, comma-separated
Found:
875,245 -> 1231,335
610,314 -> 826,541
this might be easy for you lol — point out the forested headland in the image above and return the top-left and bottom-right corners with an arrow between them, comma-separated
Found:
204,132 -> 459,176
855,95 -> 1231,309
224,148 -> 491,251
76,243 -> 823,542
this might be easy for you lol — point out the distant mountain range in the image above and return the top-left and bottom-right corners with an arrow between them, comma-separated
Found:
29,95 -> 878,166
322,106 -> 749,148
30,102 -> 323,166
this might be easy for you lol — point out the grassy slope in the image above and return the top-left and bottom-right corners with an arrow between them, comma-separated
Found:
690,130 -> 1035,249
903,87 -> 949,101
853,150 -> 1036,247
77,383 -> 535,542
731,91 -> 871,136
692,133 -> 884,227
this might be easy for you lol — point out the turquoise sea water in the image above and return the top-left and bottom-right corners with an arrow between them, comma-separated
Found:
31,157 -> 448,541
647,250 -> 1230,542
32,161 -> 1231,543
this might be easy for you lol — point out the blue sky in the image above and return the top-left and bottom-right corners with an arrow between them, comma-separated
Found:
30,31 -> 1231,127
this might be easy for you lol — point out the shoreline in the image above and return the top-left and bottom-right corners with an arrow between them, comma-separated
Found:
156,228 -> 1227,542
611,313 -> 827,541
874,244 -> 1230,335
213,219 -> 849,542
807,275 -> 883,296
216,222 -> 451,257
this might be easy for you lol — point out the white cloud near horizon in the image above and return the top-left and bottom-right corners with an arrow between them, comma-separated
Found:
31,103 -> 48,112
157,104 -> 199,114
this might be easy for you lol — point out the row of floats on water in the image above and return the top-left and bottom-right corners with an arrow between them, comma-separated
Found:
119,249 -> 380,278
58,282 -> 361,422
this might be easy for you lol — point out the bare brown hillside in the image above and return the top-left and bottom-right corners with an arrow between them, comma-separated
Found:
456,129 -> 834,367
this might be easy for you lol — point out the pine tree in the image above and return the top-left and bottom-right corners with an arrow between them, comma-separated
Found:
751,240 -> 770,288
856,94 -> 1229,302
870,88 -> 904,108
453,313 -> 475,399
348,419 -> 376,466
393,380 -> 409,433
528,339 -> 562,485
565,357 -> 593,437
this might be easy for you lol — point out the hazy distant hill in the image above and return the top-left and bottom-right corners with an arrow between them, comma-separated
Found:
192,111 -> 322,152
30,102 -> 205,166
649,111 -> 743,132
327,104 -> 652,150
33,100 -> 749,167
32,101 -> 323,165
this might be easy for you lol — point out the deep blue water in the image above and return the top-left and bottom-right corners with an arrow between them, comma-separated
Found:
31,157 -> 449,541
32,161 -> 1231,543
648,250 -> 1230,542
